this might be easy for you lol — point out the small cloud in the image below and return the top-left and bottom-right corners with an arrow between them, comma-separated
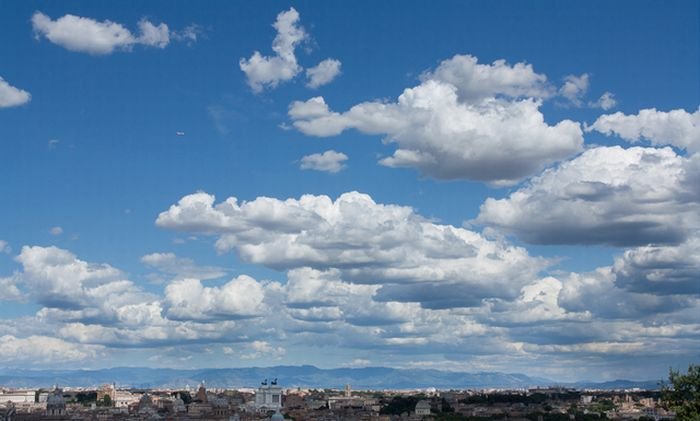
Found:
300,150 -> 348,173
0,240 -> 10,254
172,24 -> 203,46
240,341 -> 285,360
239,8 -> 307,93
31,11 -> 197,55
49,226 -> 63,236
306,58 -> 342,89
342,358 -> 372,368
48,139 -> 60,149
558,74 -> 589,107
589,91 -> 617,110
0,76 -> 31,108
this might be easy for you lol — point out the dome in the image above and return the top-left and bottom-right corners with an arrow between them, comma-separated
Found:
46,389 -> 65,408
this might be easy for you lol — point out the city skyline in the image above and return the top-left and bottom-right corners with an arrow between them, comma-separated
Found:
0,1 -> 698,382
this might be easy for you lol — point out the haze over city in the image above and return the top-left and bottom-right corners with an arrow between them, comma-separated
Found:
0,0 -> 698,385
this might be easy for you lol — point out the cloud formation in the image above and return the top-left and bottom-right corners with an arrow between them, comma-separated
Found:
31,12 -> 185,55
477,146 -> 700,246
164,276 -> 267,320
300,150 -> 348,173
240,8 -> 307,92
613,233 -> 700,296
587,107 -> 700,153
559,74 -> 589,107
240,8 -> 342,92
0,334 -> 104,363
157,191 -> 546,305
306,59 -> 342,89
589,91 -> 617,110
0,76 -> 31,108
141,252 -> 227,280
289,55 -> 583,184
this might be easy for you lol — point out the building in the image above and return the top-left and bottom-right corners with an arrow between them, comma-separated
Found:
415,400 -> 431,416
255,380 -> 282,411
0,391 -> 34,405
45,388 -> 66,417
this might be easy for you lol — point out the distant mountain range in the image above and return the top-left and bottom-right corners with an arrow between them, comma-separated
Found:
0,366 -> 661,390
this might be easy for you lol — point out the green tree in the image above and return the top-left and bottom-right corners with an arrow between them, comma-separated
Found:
661,364 -> 700,420
102,395 -> 112,407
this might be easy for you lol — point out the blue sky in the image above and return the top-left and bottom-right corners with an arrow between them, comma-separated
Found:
0,0 -> 698,382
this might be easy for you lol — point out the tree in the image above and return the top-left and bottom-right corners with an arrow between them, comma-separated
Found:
661,364 -> 700,420
102,395 -> 112,407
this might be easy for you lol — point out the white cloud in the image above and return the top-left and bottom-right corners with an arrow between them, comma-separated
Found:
157,191 -> 546,304
14,246 -> 153,322
558,73 -> 589,107
172,24 -> 202,45
424,54 -> 554,100
0,276 -> 23,301
589,91 -> 617,110
49,226 -> 63,235
0,76 -> 31,108
241,340 -> 286,360
136,19 -> 170,48
613,233 -> 700,295
0,240 -> 10,253
289,54 -> 583,185
31,12 -> 188,55
0,335 -> 103,363
587,107 -> 700,153
240,8 -> 307,92
477,146 -> 700,246
141,252 -> 226,280
300,149 -> 348,173
306,58 -> 342,88
558,266 -> 692,319
164,276 -> 266,320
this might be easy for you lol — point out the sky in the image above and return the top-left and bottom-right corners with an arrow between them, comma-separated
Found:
0,0 -> 698,382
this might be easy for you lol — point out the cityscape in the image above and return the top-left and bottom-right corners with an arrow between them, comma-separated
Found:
0,378 -> 682,420
0,1 -> 698,420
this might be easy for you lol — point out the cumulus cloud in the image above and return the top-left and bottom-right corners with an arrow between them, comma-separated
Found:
289,55 -> 583,185
240,8 -> 307,92
240,8 -> 342,92
0,240 -> 10,253
31,12 -> 189,55
241,340 -> 286,360
141,252 -> 227,280
587,107 -> 700,153
0,276 -> 23,301
306,58 -> 342,88
157,191 -> 546,305
1,242 -> 696,375
14,246 -> 154,324
590,91 -> 617,110
0,334 -> 103,363
0,76 -> 31,108
558,267 -> 694,319
49,226 -> 63,235
558,73 -> 589,107
424,54 -> 554,100
477,146 -> 700,246
164,276 -> 266,320
300,149 -> 348,173
613,233 -> 700,295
